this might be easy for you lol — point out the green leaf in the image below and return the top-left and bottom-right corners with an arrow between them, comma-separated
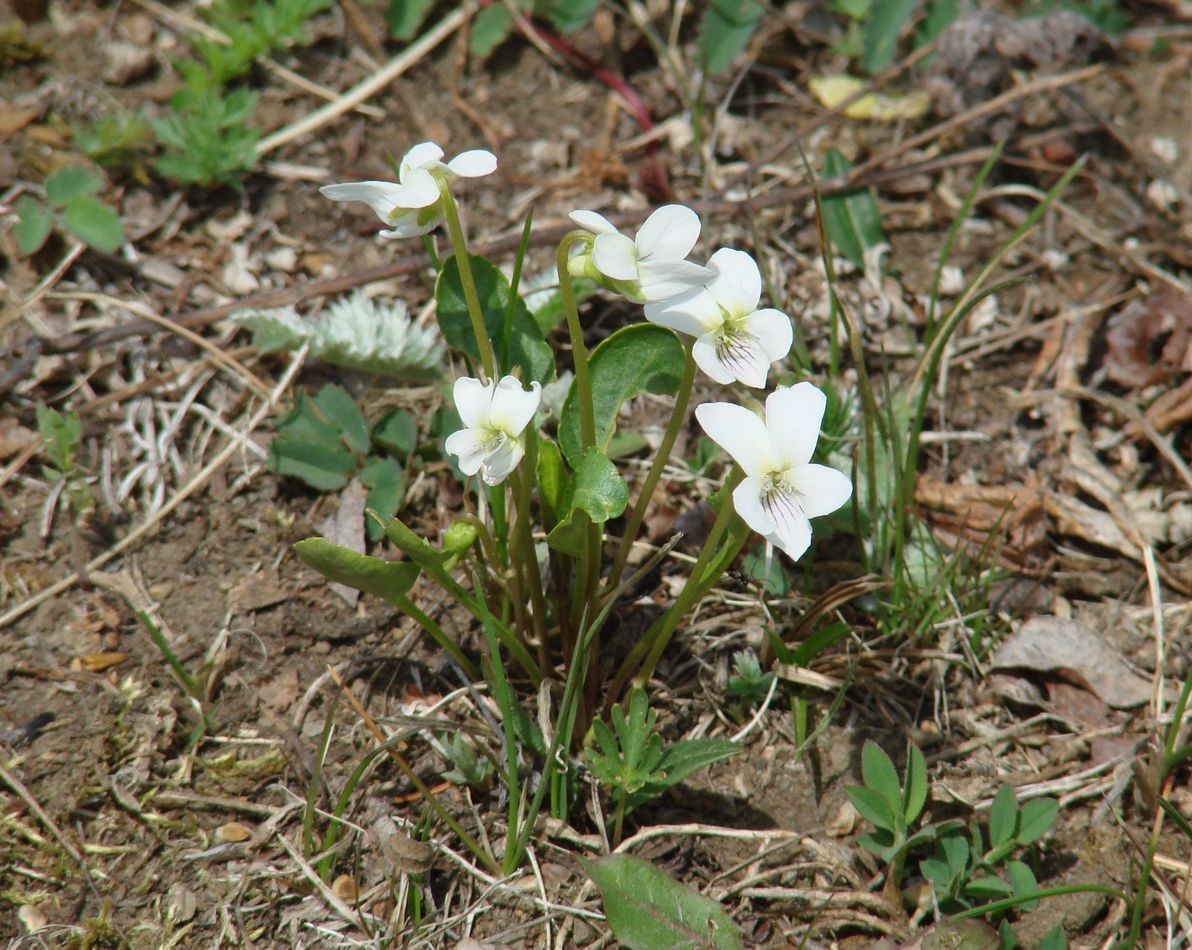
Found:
920,919 -> 1000,950
313,384 -> 370,456
940,832 -> 969,879
293,538 -> 420,602
469,4 -> 512,58
1015,797 -> 1058,845
386,0 -> 436,39
860,741 -> 902,824
963,876 -> 1013,899
559,324 -> 684,467
846,784 -> 896,834
903,741 -> 927,826
545,450 -> 628,556
63,195 -> 124,253
435,254 -> 554,383
372,410 -> 418,457
14,197 -> 53,255
988,785 -> 1017,850
361,457 -> 405,541
699,0 -> 764,75
1037,925 -> 1068,950
268,438 -> 355,490
862,0 -> 919,73
582,854 -> 743,950
45,166 -> 102,207
856,830 -> 899,861
1006,860 -> 1038,906
535,438 -> 566,526
641,739 -> 740,798
548,0 -> 599,33
820,148 -> 885,268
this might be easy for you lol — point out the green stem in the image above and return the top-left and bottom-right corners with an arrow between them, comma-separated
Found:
604,341 -> 697,598
558,233 -> 596,450
610,467 -> 745,696
438,180 -> 496,379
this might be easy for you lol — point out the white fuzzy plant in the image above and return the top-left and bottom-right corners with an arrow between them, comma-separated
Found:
233,290 -> 444,380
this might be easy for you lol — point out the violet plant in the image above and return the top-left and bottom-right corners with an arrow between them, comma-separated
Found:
295,140 -> 853,868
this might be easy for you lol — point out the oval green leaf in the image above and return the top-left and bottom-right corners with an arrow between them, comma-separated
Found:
14,197 -> 53,256
294,537 -> 420,602
559,324 -> 685,467
63,195 -> 124,254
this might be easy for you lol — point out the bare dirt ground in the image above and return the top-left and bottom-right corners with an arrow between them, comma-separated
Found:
3,1 -> 1192,947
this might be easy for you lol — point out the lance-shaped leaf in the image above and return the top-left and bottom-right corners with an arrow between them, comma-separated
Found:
821,147 -> 885,269
293,538 -> 419,602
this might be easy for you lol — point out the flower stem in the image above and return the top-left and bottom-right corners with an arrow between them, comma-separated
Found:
557,233 -> 595,450
439,181 -> 496,380
604,340 -> 696,598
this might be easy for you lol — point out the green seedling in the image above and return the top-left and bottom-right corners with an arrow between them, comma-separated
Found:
36,404 -> 92,518
846,740 -> 948,896
15,167 -> 124,255
726,649 -> 775,708
585,688 -> 739,846
73,109 -> 154,170
440,732 -> 493,787
269,384 -> 413,541
920,785 -> 1058,915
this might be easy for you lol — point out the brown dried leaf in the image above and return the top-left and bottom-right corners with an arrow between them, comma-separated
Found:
215,821 -> 252,842
1103,289 -> 1192,388
990,616 -> 1152,708
74,651 -> 129,672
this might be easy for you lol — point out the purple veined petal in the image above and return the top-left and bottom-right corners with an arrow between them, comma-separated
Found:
480,436 -> 523,485
401,141 -> 445,176
691,335 -> 739,385
694,402 -> 774,475
453,377 -> 494,429
445,428 -> 488,476
743,308 -> 794,363
392,167 -> 441,209
447,149 -> 497,178
638,259 -> 716,301
790,463 -> 853,519
765,382 -> 827,469
645,288 -> 722,338
592,231 -> 640,281
489,377 -> 541,436
568,209 -> 618,235
766,505 -> 813,562
635,204 -> 701,262
320,181 -> 403,223
732,474 -> 776,536
705,247 -> 762,316
708,331 -> 771,388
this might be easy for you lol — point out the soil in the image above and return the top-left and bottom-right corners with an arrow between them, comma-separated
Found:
3,1 -> 1192,947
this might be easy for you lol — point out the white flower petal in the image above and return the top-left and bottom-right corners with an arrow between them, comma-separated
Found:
694,402 -> 774,475
489,377 -> 541,435
644,289 -> 722,337
638,259 -> 716,301
791,463 -> 853,519
705,248 -> 762,316
709,332 -> 771,388
480,436 -> 523,485
767,506 -> 813,562
743,308 -> 794,364
453,377 -> 493,429
320,181 -> 403,223
732,475 -> 776,536
447,149 -> 497,178
568,210 -> 617,235
379,212 -> 439,239
392,167 -> 441,209
445,428 -> 487,476
592,232 -> 640,281
765,382 -> 826,469
635,204 -> 701,262
692,335 -> 739,385
401,141 -> 445,175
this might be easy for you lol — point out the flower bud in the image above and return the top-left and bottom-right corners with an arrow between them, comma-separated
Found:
443,519 -> 478,556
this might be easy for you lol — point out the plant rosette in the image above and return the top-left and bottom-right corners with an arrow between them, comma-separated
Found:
566,205 -> 712,302
321,141 -> 497,239
696,382 -> 852,560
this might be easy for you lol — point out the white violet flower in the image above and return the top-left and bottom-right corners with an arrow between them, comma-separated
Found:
695,382 -> 851,562
567,205 -> 712,302
445,376 -> 541,486
320,141 -> 497,239
645,248 -> 793,388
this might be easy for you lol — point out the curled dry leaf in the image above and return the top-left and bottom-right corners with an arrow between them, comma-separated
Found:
990,616 -> 1152,709
1103,289 -> 1192,388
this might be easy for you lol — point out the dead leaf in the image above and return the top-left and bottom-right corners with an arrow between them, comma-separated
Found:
331,875 -> 357,901
990,616 -> 1152,708
317,480 -> 367,607
0,104 -> 42,141
73,651 -> 129,672
227,571 -> 287,613
1103,289 -> 1192,388
215,821 -> 252,842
